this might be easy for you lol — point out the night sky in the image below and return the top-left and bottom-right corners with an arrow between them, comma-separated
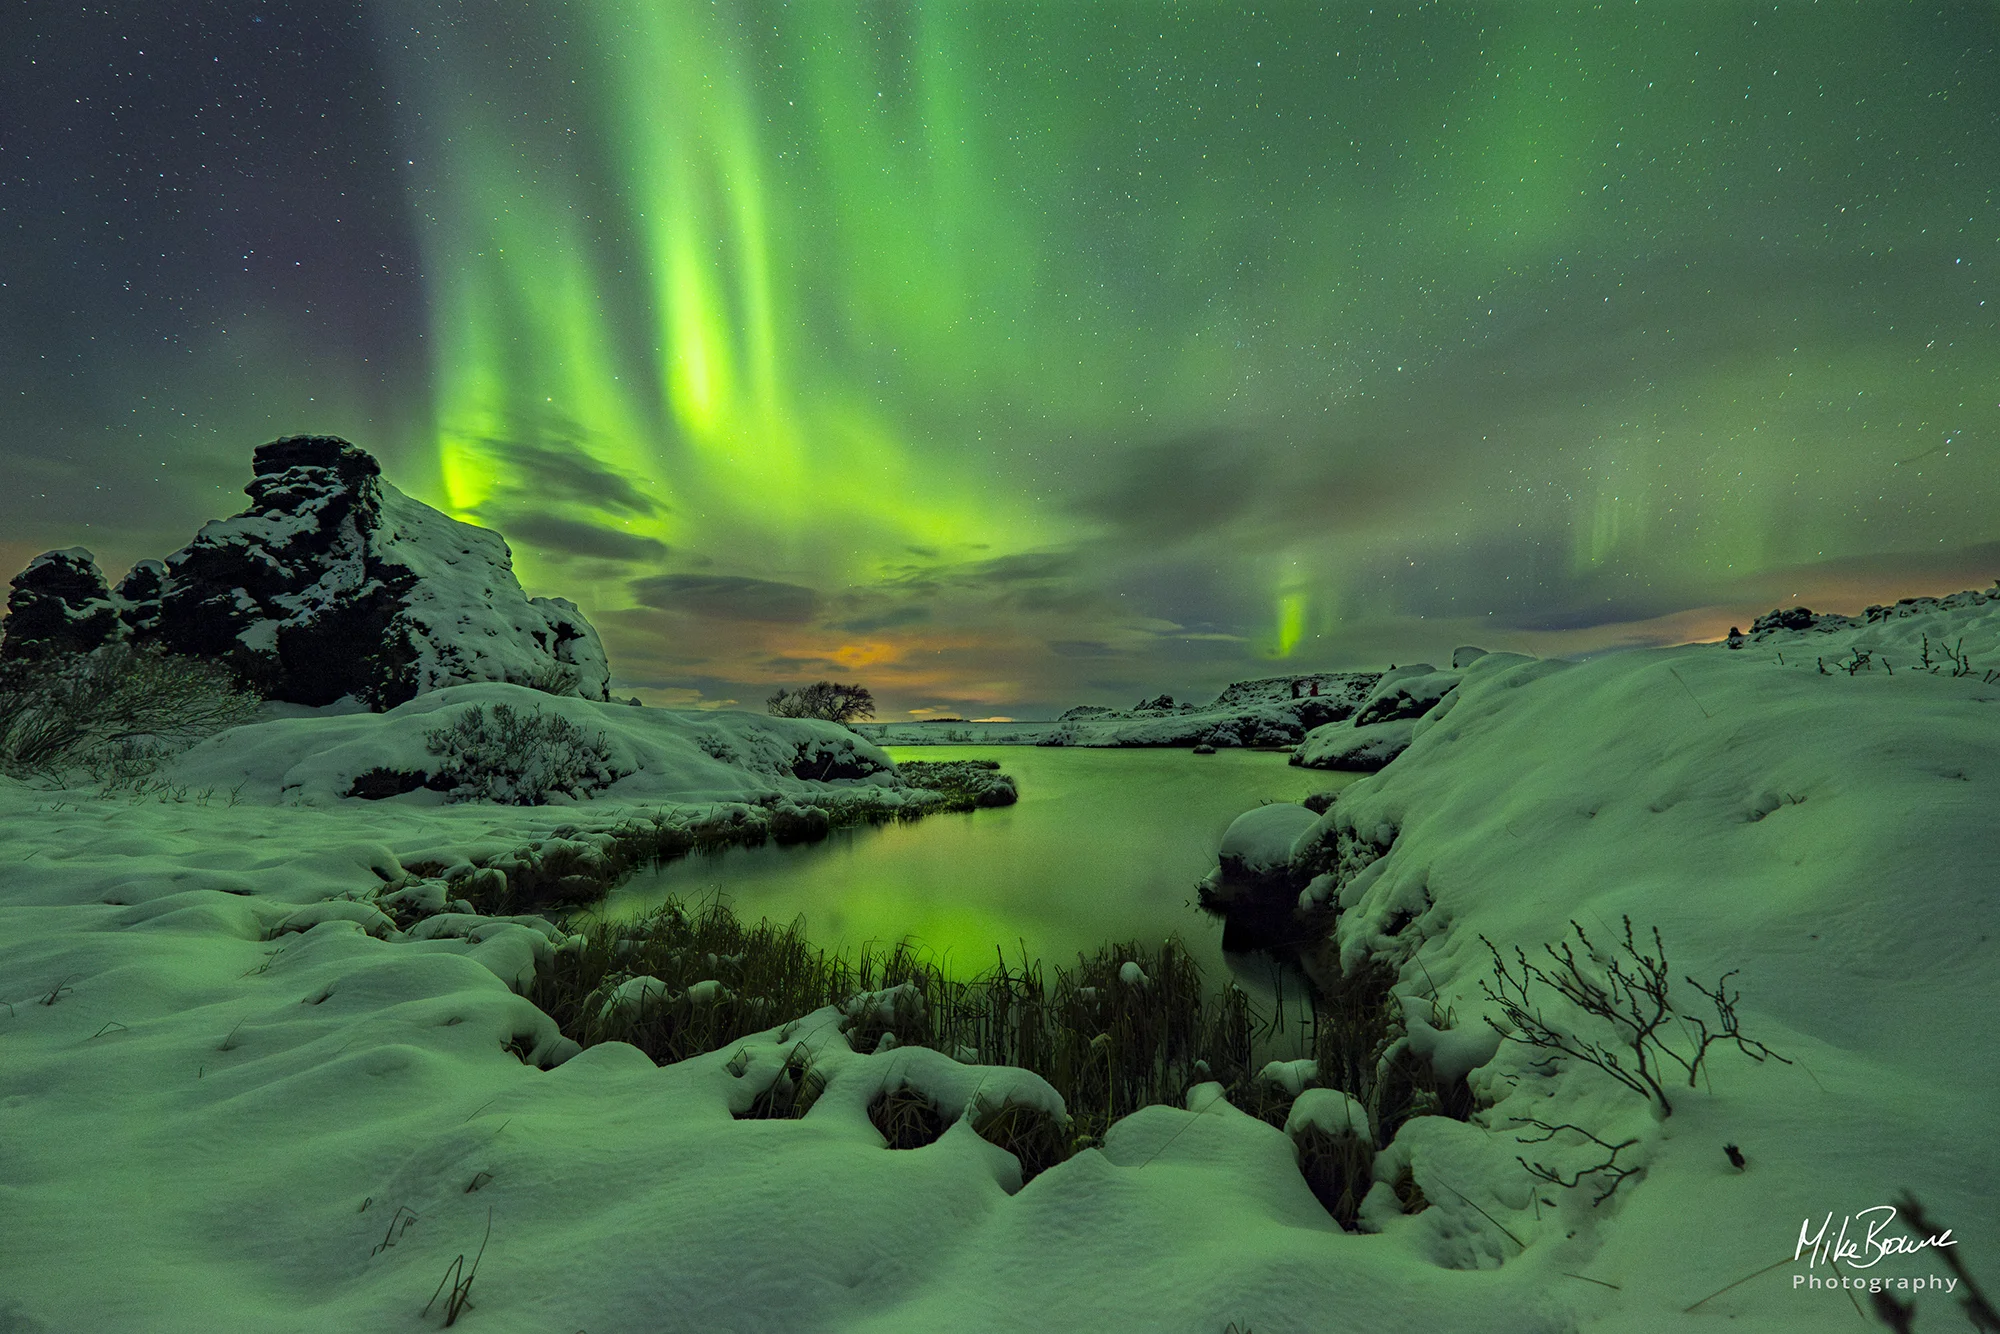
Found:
6,3 -> 1997,717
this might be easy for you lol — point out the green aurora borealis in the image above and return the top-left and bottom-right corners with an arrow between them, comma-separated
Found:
6,4 -> 1998,715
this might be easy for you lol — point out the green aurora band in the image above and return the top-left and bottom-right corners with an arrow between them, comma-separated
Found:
378,3 -> 1999,710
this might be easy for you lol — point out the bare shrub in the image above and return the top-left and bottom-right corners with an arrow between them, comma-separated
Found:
1480,916 -> 1789,1117
767,680 -> 875,723
0,643 -> 257,779
518,663 -> 581,695
423,702 -> 622,804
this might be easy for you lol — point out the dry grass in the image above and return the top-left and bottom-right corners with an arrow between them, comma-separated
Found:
530,896 -> 1467,1216
1293,1123 -> 1376,1231
869,1083 -> 950,1150
735,1043 -> 825,1120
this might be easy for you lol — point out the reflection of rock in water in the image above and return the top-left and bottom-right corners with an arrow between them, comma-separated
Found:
1221,947 -> 1317,1062
1200,799 -> 1345,1060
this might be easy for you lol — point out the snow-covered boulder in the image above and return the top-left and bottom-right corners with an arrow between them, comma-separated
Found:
1200,802 -> 1320,936
112,435 -> 609,707
1292,718 -> 1418,772
1284,1087 -> 1370,1140
1218,803 -> 1321,881
1351,665 -> 1460,727
0,548 -> 122,659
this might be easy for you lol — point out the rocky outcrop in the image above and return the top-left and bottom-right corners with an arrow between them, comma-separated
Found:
1,549 -> 122,659
1,436 -> 611,708
1291,718 -> 1419,772
1289,665 -> 1465,772
1038,671 -> 1381,748
1747,586 -> 1999,640
1350,665 -> 1459,727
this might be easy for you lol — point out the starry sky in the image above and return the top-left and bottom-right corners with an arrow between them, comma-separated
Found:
5,3 -> 1997,717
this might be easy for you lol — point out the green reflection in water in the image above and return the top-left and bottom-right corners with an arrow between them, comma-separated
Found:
600,746 -> 1357,985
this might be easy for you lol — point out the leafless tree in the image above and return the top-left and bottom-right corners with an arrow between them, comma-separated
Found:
767,681 -> 875,724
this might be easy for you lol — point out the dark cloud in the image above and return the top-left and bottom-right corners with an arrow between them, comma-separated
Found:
1360,532 -> 1691,630
630,574 -> 820,623
1070,428 -> 1264,539
473,437 -> 661,516
879,548 -> 1081,592
1743,539 -> 2000,593
968,551 -> 1080,584
1512,597 -> 1697,634
836,605 -> 932,633
1066,423 -> 1414,567
1047,640 -> 1128,658
497,513 -> 668,564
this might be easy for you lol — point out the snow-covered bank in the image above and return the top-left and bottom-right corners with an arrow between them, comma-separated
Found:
856,674 -> 1386,749
2,592 -> 1995,1331
167,682 -> 901,807
1041,673 -> 1381,749
1223,589 -> 2000,1328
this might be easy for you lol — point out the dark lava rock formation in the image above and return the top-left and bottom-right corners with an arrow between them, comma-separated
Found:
0,549 -> 123,660
2,436 -> 610,708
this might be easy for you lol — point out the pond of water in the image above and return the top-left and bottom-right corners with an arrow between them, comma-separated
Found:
598,746 -> 1356,1003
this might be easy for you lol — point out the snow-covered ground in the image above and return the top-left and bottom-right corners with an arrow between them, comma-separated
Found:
3,596 -> 1996,1331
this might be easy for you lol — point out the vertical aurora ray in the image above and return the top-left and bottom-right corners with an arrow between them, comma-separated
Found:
388,0 -> 1080,602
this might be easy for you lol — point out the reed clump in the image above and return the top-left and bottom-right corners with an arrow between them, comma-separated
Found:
530,902 -> 1267,1159
529,896 -> 1466,1213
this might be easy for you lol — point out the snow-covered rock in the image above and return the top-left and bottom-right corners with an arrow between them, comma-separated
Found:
1257,1056 -> 1321,1099
1742,584 -> 2000,660
0,547 -> 121,658
1200,801 -> 1323,938
77,435 -> 611,707
1217,802 -> 1321,880
597,974 -> 673,1020
1039,671 -> 1380,748
1284,1087 -> 1370,1140
1292,717 -> 1419,771
1352,665 -> 1460,727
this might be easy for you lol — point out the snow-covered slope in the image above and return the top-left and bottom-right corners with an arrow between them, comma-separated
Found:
1267,598 -> 2000,1328
1,596 -> 1994,1331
